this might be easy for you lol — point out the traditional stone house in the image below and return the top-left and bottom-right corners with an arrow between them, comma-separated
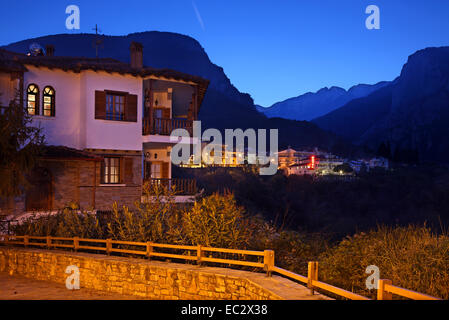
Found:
0,43 -> 209,216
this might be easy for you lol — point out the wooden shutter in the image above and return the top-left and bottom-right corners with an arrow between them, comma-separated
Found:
162,162 -> 169,179
95,90 -> 106,119
162,108 -> 170,119
124,158 -> 134,184
125,94 -> 138,122
119,157 -> 124,183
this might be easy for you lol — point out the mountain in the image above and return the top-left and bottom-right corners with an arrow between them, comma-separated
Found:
258,82 -> 389,121
313,46 -> 449,163
1,32 -> 353,153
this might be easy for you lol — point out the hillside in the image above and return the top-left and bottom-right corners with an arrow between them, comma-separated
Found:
313,47 -> 449,163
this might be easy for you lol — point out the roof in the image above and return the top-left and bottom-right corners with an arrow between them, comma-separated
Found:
0,50 -> 27,73
38,145 -> 102,161
0,48 -> 209,106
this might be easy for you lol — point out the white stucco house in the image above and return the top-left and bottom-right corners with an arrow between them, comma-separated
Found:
0,42 -> 209,215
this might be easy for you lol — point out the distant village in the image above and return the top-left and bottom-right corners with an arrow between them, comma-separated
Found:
181,144 -> 389,177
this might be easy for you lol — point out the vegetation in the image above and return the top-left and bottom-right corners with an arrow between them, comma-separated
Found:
10,168 -> 449,299
0,92 -> 45,197
175,165 -> 449,240
319,225 -> 449,299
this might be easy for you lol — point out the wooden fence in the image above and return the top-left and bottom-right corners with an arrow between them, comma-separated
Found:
0,235 -> 442,301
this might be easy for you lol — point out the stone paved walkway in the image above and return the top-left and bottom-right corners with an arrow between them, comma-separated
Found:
0,272 -> 143,300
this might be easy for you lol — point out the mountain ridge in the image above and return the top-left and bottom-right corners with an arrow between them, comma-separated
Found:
313,46 -> 449,163
258,81 -> 389,121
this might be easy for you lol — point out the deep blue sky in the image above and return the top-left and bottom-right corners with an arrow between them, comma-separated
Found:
1,0 -> 449,106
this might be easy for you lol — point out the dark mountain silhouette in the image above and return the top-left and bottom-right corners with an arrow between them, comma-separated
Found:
258,82 -> 389,121
2,31 -> 353,153
313,46 -> 449,163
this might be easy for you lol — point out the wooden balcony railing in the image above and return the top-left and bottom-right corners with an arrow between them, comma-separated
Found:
145,178 -> 197,195
0,236 -> 442,300
142,117 -> 193,136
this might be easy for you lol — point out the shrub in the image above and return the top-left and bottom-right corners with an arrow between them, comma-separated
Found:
319,225 -> 449,299
12,208 -> 103,239
182,192 -> 252,249
106,182 -> 183,243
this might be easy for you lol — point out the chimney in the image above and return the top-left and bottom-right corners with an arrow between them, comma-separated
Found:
46,45 -> 55,57
130,42 -> 143,69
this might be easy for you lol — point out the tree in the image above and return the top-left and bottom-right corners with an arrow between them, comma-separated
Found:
377,141 -> 392,159
0,92 -> 45,197
333,163 -> 354,174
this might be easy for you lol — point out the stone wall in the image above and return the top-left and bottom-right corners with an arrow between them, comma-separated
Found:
0,247 -> 286,300
1,153 -> 142,216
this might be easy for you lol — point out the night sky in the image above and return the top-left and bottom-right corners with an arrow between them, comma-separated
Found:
1,0 -> 449,106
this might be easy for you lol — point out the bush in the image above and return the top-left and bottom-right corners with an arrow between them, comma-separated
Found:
12,208 -> 103,239
106,182 -> 184,243
182,192 -> 252,249
319,225 -> 449,299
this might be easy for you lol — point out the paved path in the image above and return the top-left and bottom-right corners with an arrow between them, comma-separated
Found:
0,272 -> 143,300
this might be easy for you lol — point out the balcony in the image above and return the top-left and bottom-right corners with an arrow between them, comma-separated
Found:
144,178 -> 197,195
143,117 -> 193,136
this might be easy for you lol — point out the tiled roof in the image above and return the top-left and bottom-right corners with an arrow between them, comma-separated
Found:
0,49 -> 209,105
39,145 -> 102,161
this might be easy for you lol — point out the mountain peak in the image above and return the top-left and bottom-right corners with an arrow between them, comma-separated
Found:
259,82 -> 389,121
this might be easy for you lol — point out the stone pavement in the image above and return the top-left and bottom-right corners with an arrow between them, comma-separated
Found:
0,272 -> 143,300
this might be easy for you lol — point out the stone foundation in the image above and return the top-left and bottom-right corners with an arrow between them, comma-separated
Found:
0,247 -> 328,300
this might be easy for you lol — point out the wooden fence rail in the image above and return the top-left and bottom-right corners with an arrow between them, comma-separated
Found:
0,235 -> 442,301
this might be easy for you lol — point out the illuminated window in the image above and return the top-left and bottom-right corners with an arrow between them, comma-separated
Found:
101,157 -> 121,184
151,163 -> 161,179
43,86 -> 55,117
27,84 -> 39,115
106,93 -> 125,120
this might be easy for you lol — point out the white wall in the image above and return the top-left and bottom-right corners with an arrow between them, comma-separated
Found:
24,66 -> 82,149
83,70 -> 143,151
23,66 -> 143,151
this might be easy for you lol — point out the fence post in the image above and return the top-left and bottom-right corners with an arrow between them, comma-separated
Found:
106,239 -> 112,256
146,241 -> 153,260
46,236 -> 52,249
308,261 -> 318,295
73,237 -> 79,252
4,235 -> 9,246
24,235 -> 29,248
197,245 -> 203,266
377,279 -> 392,300
263,250 -> 275,277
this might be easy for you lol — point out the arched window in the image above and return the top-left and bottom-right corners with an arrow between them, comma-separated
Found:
27,84 -> 39,115
43,86 -> 55,117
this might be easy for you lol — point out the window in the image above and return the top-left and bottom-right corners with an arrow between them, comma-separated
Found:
151,163 -> 161,179
101,157 -> 121,184
43,86 -> 55,117
27,84 -> 39,115
106,93 -> 125,121
95,90 -> 137,122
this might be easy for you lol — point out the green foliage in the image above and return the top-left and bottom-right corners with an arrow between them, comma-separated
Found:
11,181 -> 449,299
12,208 -> 103,239
319,225 -> 449,299
106,182 -> 184,243
0,92 -> 45,197
183,165 -> 449,239
183,192 -> 251,248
